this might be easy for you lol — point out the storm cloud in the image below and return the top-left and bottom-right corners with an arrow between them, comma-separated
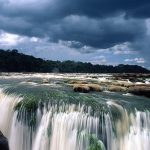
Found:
0,0 -> 150,67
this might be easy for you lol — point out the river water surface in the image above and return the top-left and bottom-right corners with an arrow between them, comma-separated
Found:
0,73 -> 150,150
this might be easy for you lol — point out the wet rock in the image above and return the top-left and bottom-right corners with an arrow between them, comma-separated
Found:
128,77 -> 145,83
0,131 -> 9,150
42,79 -> 49,84
88,84 -> 102,92
73,83 -> 102,93
113,73 -> 150,83
98,80 -> 112,86
73,84 -> 90,93
112,81 -> 134,88
128,86 -> 150,98
108,85 -> 127,92
68,80 -> 88,85
134,83 -> 150,86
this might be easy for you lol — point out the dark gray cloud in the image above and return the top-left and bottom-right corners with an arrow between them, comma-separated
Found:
0,0 -> 150,67
0,13 -> 146,49
0,0 -> 150,44
1,0 -> 150,20
48,15 -> 146,48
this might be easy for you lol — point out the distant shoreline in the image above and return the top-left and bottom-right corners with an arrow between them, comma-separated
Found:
0,49 -> 149,73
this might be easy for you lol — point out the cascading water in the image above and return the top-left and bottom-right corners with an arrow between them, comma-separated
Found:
0,88 -> 21,138
33,109 -> 99,150
0,88 -> 150,150
106,101 -> 150,150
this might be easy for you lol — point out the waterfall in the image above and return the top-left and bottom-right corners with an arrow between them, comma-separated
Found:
9,110 -> 35,150
0,88 -> 150,150
32,104 -> 100,150
33,111 -> 98,150
122,111 -> 150,150
106,101 -> 150,150
0,88 -> 21,138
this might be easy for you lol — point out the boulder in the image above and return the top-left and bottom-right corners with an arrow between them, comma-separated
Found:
108,85 -> 127,92
73,84 -> 102,93
88,84 -> 102,92
42,79 -> 49,84
73,84 -> 90,93
128,86 -> 150,98
0,131 -> 9,150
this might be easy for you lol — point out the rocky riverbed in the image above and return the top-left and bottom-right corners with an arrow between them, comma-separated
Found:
67,73 -> 150,98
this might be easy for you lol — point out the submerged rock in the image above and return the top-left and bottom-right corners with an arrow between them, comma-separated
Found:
0,131 -> 9,150
128,86 -> 150,98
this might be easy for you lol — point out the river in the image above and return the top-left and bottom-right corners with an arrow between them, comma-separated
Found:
0,73 -> 150,150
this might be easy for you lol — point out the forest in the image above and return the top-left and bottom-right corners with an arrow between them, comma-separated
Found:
0,49 -> 149,73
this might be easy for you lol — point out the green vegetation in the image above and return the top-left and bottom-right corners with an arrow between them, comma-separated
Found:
13,90 -> 108,128
87,135 -> 105,150
13,88 -> 107,115
0,49 -> 149,73
14,95 -> 38,128
15,95 -> 38,112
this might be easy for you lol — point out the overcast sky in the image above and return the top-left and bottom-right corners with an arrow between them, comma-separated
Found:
0,0 -> 150,68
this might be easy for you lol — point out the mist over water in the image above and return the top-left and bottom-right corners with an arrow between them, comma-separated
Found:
0,73 -> 150,150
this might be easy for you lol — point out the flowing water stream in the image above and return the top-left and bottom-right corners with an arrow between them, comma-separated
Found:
0,73 -> 150,150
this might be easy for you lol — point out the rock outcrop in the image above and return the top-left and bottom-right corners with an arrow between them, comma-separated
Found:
68,80 -> 88,85
108,85 -> 127,92
88,84 -> 102,92
128,86 -> 150,98
0,131 -> 9,150
73,84 -> 90,93
73,84 -> 102,93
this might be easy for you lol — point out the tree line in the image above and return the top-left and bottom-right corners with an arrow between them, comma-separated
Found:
0,49 -> 149,73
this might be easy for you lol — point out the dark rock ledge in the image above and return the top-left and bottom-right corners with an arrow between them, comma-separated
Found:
0,131 -> 9,150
